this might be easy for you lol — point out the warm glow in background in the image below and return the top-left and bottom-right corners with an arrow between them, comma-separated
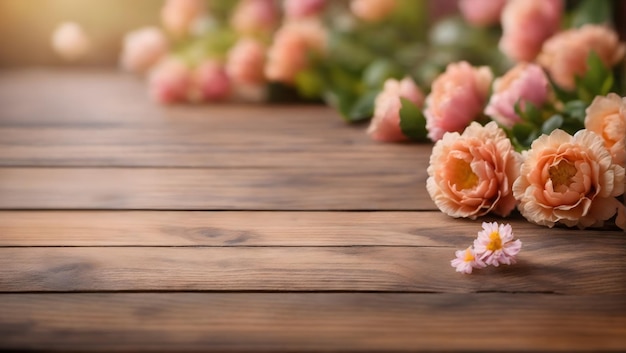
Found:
0,0 -> 162,67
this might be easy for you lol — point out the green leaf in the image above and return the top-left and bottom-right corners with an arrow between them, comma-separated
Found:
399,98 -> 428,141
571,0 -> 612,27
294,70 -> 324,99
349,90 -> 379,122
575,51 -> 614,102
362,59 -> 404,89
541,114 -> 564,135
563,100 -> 588,123
511,122 -> 539,150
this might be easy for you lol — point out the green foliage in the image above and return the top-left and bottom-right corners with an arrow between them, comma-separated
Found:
399,98 -> 428,141
571,0 -> 612,28
574,51 -> 615,103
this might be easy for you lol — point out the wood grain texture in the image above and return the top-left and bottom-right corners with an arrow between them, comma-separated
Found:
1,293 -> 625,352
0,168 -> 429,210
1,211 -> 624,247
1,244 -> 624,294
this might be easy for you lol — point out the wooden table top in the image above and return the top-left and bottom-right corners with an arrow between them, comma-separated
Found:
0,69 -> 624,352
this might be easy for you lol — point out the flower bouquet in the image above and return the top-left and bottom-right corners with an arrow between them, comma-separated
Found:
116,0 -> 625,236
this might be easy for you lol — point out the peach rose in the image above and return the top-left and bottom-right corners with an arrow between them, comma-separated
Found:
499,0 -> 563,62
350,0 -> 397,22
231,0 -> 279,35
485,63 -> 550,128
161,0 -> 204,37
51,22 -> 91,61
284,0 -> 326,19
148,58 -> 191,104
584,93 -> 626,167
227,38 -> 266,85
120,27 -> 169,74
190,60 -> 231,102
538,25 -> 626,91
265,19 -> 327,84
367,77 -> 425,142
458,0 -> 507,27
427,121 -> 522,219
513,129 -> 625,229
425,61 -> 493,142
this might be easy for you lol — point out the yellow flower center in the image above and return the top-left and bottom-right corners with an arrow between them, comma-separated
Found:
487,231 -> 502,251
463,248 -> 475,262
450,158 -> 479,191
548,160 -> 577,188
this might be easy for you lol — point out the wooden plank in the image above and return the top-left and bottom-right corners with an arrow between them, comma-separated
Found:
0,127 -> 428,168
1,211 -> 623,247
0,168 -> 429,210
1,293 -> 624,351
1,244 -> 624,294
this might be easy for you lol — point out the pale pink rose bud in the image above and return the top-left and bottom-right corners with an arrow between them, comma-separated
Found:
367,77 -> 425,142
513,129 -> 625,229
499,0 -> 563,62
120,27 -> 169,74
458,0 -> 507,27
485,63 -> 550,128
161,0 -> 204,37
227,38 -> 266,85
284,0 -> 326,19
148,58 -> 191,104
350,0 -> 397,22
425,61 -> 493,142
265,19 -> 327,84
584,93 -> 626,167
51,22 -> 91,61
231,0 -> 279,35
538,25 -> 626,91
190,60 -> 231,102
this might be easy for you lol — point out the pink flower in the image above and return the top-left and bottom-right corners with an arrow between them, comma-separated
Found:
120,27 -> 169,74
265,19 -> 327,84
458,0 -> 507,27
284,0 -> 326,19
350,0 -> 397,22
367,77 -> 425,142
227,38 -> 266,86
427,121 -> 522,219
538,25 -> 626,91
425,61 -> 493,142
51,22 -> 90,61
473,222 -> 522,266
148,58 -> 191,104
499,0 -> 563,62
190,60 -> 231,102
231,0 -> 279,35
485,63 -> 551,128
585,93 -> 626,167
513,129 -> 626,229
161,0 -> 204,37
451,246 -> 486,274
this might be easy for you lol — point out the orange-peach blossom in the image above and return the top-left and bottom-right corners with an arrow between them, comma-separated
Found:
51,22 -> 91,61
227,38 -> 266,85
427,121 -> 522,219
499,0 -> 563,62
367,77 -> 425,142
584,93 -> 626,167
231,0 -> 279,35
538,25 -> 626,91
161,0 -> 204,37
265,19 -> 327,84
513,129 -> 625,229
350,0 -> 397,22
284,0 -> 326,19
458,0 -> 507,27
425,61 -> 493,142
148,58 -> 191,104
120,27 -> 169,74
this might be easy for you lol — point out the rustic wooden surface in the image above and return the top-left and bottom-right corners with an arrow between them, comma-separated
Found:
0,69 -> 625,352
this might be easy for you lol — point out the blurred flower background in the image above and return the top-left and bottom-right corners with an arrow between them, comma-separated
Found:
1,0 -> 625,230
